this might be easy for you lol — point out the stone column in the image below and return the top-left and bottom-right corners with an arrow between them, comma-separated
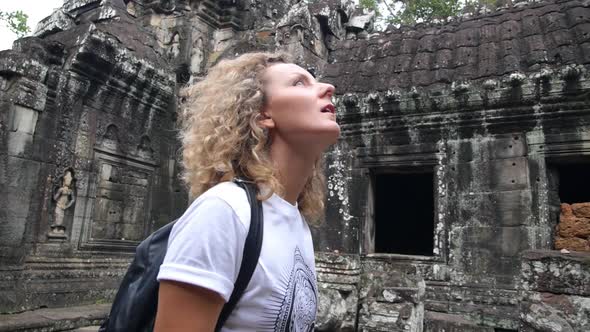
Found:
0,53 -> 49,263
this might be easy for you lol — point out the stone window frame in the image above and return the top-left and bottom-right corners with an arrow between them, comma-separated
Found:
527,129 -> 590,240
356,143 -> 448,263
78,148 -> 156,252
527,131 -> 590,160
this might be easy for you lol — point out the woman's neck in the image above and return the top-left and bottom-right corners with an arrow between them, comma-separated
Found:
269,139 -> 319,205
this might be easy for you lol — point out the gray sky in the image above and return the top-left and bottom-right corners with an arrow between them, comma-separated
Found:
0,0 -> 63,50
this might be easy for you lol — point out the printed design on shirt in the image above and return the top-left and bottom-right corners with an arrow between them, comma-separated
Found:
260,247 -> 317,332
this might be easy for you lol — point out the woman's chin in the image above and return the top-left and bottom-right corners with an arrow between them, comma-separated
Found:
284,125 -> 341,149
318,127 -> 341,147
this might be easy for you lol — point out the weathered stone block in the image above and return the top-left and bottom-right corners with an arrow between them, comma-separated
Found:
0,52 -> 48,82
35,9 -> 75,37
520,295 -> 590,332
489,157 -> 529,191
6,78 -> 47,112
346,13 -> 374,33
359,300 -> 424,332
0,156 -> 41,254
317,286 -> 358,332
457,190 -> 533,227
316,252 -> 360,331
521,250 -> 590,296
63,0 -> 102,15
454,157 -> 529,193
424,311 -> 494,332
357,258 -> 425,331
0,270 -> 22,313
454,226 -> 533,259
18,256 -> 128,311
7,106 -> 39,135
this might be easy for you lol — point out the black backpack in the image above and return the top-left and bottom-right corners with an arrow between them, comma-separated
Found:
99,179 -> 263,332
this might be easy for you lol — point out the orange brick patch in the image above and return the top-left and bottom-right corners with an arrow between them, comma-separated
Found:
555,203 -> 590,252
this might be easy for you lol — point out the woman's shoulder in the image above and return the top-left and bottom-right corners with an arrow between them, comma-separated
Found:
191,181 -> 251,227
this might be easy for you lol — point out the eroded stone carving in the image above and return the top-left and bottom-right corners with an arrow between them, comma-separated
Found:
0,0 -> 181,314
138,135 -> 154,159
190,37 -> 204,79
48,169 -> 76,239
102,124 -> 120,151
167,32 -> 181,60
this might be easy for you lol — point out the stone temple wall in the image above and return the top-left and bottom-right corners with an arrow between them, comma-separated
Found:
0,0 -> 185,313
0,0 -> 344,315
0,0 -> 589,331
316,0 -> 590,330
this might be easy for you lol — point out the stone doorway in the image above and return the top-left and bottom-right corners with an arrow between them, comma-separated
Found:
372,171 -> 435,256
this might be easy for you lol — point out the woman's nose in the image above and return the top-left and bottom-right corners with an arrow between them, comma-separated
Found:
319,83 -> 335,99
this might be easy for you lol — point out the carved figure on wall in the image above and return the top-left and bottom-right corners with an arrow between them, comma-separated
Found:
190,37 -> 204,80
102,124 -> 120,150
138,135 -> 154,159
48,168 -> 76,239
167,32 -> 181,61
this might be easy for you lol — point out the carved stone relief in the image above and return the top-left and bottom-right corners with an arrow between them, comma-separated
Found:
190,37 -> 204,81
48,168 -> 77,239
167,32 -> 181,61
87,152 -> 154,246
102,124 -> 120,151
137,135 -> 154,160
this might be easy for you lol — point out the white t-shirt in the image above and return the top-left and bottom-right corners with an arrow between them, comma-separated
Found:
157,181 -> 318,331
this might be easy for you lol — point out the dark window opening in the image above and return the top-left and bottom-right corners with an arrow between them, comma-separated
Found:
373,171 -> 434,256
556,163 -> 590,203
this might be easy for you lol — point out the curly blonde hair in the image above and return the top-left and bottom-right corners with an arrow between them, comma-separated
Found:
178,52 -> 326,224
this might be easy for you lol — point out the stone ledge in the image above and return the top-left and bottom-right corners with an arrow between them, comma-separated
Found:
0,303 -> 108,332
521,249 -> 590,296
522,249 -> 590,262
424,311 -> 494,332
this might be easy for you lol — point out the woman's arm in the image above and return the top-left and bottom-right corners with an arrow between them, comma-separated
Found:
154,280 -> 225,332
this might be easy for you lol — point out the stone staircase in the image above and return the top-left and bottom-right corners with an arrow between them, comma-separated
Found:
0,304 -> 108,332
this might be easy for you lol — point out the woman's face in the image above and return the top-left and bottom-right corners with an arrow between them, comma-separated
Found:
261,63 -> 340,149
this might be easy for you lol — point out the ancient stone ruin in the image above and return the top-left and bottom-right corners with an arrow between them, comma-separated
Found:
1,0 -> 589,331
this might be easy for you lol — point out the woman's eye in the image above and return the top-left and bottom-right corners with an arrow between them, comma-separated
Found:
294,80 -> 305,86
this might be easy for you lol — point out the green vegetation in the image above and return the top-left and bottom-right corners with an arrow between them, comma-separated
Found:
0,10 -> 31,38
359,0 -> 502,26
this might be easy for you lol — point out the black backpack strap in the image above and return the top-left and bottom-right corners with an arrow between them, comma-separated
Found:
215,179 -> 263,331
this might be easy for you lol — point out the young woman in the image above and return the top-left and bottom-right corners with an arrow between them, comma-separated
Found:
155,52 -> 339,331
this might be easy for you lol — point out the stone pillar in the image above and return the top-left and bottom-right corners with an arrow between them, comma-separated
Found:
315,253 -> 361,331
0,49 -> 49,264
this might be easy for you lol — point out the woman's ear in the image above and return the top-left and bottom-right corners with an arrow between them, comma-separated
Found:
258,111 -> 275,129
